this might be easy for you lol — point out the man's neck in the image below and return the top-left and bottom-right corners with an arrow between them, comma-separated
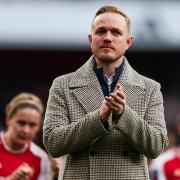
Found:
95,57 -> 124,78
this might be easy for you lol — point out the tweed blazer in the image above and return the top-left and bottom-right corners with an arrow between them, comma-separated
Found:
43,55 -> 168,180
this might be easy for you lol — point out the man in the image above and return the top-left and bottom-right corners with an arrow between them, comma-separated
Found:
43,6 -> 168,180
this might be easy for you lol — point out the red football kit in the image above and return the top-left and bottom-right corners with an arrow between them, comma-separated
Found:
150,147 -> 180,180
0,132 -> 51,180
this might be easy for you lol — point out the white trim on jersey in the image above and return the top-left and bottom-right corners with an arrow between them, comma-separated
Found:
150,148 -> 176,180
30,142 -> 52,180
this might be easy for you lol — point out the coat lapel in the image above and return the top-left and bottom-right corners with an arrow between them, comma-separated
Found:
117,57 -> 146,109
69,56 -> 104,113
69,56 -> 146,113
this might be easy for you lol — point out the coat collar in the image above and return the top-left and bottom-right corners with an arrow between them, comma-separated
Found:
69,55 -> 146,115
69,55 -> 145,90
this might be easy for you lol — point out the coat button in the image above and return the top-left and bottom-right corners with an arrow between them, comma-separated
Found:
90,150 -> 96,157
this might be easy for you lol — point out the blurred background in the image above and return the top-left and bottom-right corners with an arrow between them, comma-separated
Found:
0,0 -> 180,133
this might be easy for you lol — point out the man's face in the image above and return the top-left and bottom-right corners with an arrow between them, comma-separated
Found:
7,108 -> 41,149
88,12 -> 132,64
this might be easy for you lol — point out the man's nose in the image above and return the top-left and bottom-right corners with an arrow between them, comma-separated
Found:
104,32 -> 112,42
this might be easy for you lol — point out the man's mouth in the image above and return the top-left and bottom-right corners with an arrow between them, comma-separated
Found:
100,46 -> 114,50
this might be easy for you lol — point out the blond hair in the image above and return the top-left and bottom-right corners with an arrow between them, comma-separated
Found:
6,92 -> 44,118
92,5 -> 131,33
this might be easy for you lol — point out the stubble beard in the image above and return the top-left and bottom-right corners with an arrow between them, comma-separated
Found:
92,46 -> 124,66
97,52 -> 123,65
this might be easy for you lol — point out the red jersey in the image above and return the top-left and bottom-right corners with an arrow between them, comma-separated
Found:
0,132 -> 51,180
150,147 -> 180,180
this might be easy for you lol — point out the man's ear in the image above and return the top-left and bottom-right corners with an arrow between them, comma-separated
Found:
88,34 -> 92,44
126,35 -> 133,49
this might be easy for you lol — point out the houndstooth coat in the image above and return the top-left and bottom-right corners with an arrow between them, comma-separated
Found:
43,55 -> 168,180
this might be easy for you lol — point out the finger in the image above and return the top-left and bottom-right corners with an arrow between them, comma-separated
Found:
102,98 -> 112,109
116,83 -> 123,91
21,163 -> 33,176
110,91 -> 126,102
100,99 -> 112,122
107,100 -> 125,112
13,172 -> 26,180
111,104 -> 124,113
107,93 -> 126,106
105,101 -> 112,108
105,96 -> 125,115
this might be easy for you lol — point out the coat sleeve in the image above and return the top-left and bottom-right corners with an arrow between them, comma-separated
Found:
112,82 -> 168,159
43,77 -> 108,158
